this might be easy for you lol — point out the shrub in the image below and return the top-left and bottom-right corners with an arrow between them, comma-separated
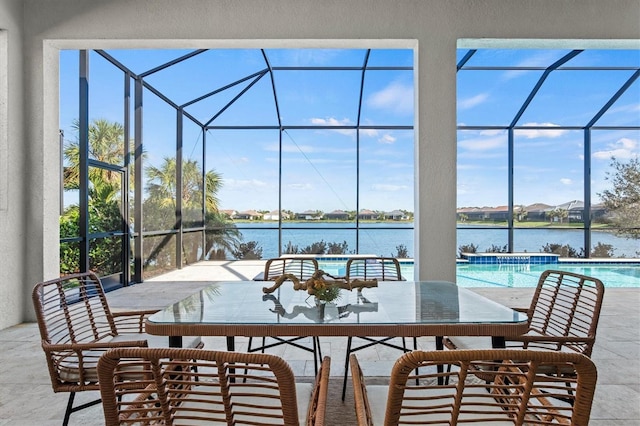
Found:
327,241 -> 351,254
486,244 -> 508,253
301,240 -> 327,254
283,241 -> 299,254
232,241 -> 263,259
540,243 -> 585,258
458,243 -> 478,258
393,244 -> 409,258
591,242 -> 614,258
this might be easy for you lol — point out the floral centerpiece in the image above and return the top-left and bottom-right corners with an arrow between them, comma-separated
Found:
311,281 -> 342,303
261,269 -> 378,305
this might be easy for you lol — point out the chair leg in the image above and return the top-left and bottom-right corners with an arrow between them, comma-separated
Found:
63,391 -> 102,426
313,337 -> 323,376
63,392 -> 75,426
342,336 -> 353,401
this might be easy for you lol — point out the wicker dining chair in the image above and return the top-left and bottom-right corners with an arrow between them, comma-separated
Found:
443,269 -> 605,358
250,257 -> 323,374
98,347 -> 331,426
345,257 -> 403,282
351,349 -> 597,426
32,271 -> 203,426
261,256 -> 321,281
341,256 -> 413,400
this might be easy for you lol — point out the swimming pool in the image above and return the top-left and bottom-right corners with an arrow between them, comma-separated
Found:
316,259 -> 640,288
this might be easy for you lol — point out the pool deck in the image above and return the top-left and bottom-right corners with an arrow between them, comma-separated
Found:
1,260 -> 639,425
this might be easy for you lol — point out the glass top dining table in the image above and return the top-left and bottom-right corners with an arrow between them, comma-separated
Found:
145,280 -> 529,349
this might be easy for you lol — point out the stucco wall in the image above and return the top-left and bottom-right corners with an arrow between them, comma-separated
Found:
3,0 -> 639,327
0,0 -> 25,330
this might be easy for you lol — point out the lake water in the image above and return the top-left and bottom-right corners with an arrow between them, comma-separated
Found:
234,222 -> 639,259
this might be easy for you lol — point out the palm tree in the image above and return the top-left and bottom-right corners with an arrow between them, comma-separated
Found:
60,118 -> 130,275
556,208 -> 569,224
63,118 -> 130,190
144,157 -> 240,261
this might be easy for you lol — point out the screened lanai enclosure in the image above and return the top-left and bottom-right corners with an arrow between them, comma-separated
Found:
59,46 -> 639,286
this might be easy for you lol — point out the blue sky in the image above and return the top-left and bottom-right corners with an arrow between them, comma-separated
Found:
456,48 -> 639,208
60,48 -> 639,212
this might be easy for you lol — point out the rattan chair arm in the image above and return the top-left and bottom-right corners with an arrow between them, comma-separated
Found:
349,354 -> 373,426
508,335 -> 595,344
112,309 -> 159,333
42,339 -> 149,352
308,356 -> 331,426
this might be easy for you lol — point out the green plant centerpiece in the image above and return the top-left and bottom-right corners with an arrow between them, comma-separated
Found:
312,281 -> 342,303
261,269 -> 378,305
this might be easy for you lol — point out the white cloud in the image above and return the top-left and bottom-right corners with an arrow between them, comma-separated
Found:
515,122 -> 569,139
560,178 -> 573,185
310,117 -> 356,136
479,129 -> 505,136
458,134 -> 506,151
366,81 -> 413,115
593,137 -> 639,160
360,128 -> 379,138
458,93 -> 489,110
503,51 -> 562,80
371,183 -> 408,192
311,117 -> 351,126
225,178 -> 268,190
379,134 -> 396,144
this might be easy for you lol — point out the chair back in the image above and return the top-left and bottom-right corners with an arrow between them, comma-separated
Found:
33,272 -> 117,345
264,256 -> 319,280
351,349 -> 597,426
32,272 -> 119,390
526,270 -> 605,356
98,347 -> 329,426
345,257 -> 403,281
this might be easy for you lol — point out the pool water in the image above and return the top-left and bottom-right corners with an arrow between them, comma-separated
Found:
317,260 -> 640,288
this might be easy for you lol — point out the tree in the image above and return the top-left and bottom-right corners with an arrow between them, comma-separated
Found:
515,206 -> 528,222
144,157 -> 239,263
63,118 -> 131,190
598,157 -> 640,240
61,118 -> 130,275
232,241 -> 263,259
205,211 -> 242,260
546,209 -> 557,223
556,208 -> 569,224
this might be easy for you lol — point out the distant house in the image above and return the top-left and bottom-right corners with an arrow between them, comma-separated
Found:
235,210 -> 262,220
457,207 -> 487,221
325,209 -> 350,220
384,210 -> 406,220
486,205 -> 509,221
295,210 -> 322,220
525,203 -> 552,221
220,209 -> 238,219
263,210 -> 290,221
555,200 -> 584,221
358,209 -> 377,220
